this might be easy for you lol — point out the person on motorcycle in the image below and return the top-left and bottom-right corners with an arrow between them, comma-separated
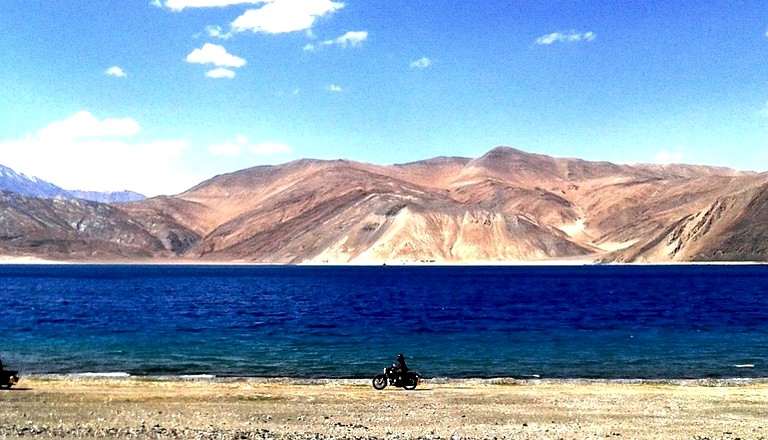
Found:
392,353 -> 409,384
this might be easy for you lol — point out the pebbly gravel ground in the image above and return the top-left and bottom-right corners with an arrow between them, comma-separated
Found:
1,377 -> 767,439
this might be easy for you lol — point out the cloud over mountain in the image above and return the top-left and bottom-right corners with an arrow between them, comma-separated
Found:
36,111 -> 140,140
0,111 -> 198,196
208,135 -> 293,156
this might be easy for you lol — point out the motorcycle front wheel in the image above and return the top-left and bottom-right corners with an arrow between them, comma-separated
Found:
372,374 -> 387,390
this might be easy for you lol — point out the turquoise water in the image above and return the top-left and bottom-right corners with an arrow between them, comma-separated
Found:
1,264 -> 767,379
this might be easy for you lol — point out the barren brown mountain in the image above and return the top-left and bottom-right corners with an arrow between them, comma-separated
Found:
2,147 -> 767,263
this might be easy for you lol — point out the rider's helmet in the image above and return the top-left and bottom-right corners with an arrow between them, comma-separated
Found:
397,353 -> 405,362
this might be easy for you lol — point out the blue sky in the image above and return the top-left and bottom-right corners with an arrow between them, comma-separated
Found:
2,0 -> 768,196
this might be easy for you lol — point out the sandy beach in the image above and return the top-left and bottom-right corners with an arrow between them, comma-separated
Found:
0,377 -> 766,439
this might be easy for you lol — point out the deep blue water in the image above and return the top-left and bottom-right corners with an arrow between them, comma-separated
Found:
1,264 -> 767,379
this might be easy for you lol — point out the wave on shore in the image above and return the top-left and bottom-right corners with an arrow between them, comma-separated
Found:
24,373 -> 768,387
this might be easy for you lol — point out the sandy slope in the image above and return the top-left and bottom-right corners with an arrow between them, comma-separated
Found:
1,377 -> 766,439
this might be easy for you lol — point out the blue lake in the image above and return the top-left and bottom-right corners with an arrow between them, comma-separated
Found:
1,264 -> 767,379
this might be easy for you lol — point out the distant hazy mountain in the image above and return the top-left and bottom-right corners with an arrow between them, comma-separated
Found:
0,164 -> 70,198
2,147 -> 768,263
67,190 -> 146,203
0,164 -> 145,203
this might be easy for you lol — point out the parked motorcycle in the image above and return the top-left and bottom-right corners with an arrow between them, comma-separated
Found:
0,358 -> 19,390
372,365 -> 422,390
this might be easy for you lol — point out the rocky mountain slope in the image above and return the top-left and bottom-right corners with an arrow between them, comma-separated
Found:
2,147 -> 767,263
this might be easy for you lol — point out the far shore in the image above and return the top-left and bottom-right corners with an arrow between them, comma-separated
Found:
1,256 -> 767,266
1,376 -> 766,439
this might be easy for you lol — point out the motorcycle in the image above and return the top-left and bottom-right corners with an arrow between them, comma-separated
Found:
0,359 -> 19,390
372,364 -> 422,390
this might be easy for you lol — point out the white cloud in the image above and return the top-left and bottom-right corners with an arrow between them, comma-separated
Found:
161,0 -> 263,10
205,67 -> 237,79
205,25 -> 232,39
326,84 -> 342,92
0,111 -> 199,196
535,30 -> 596,45
186,43 -> 246,67
410,57 -> 432,69
209,142 -> 242,156
653,151 -> 684,164
232,0 -> 344,34
209,135 -> 293,157
334,31 -> 367,47
250,141 -> 293,155
304,30 -> 367,52
37,111 -> 140,140
105,66 -> 127,77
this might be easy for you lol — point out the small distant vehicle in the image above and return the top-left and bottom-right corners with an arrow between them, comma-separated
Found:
372,364 -> 422,390
0,359 -> 19,389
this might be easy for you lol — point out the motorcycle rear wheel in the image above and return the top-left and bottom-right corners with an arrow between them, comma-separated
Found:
403,374 -> 418,390
372,374 -> 387,390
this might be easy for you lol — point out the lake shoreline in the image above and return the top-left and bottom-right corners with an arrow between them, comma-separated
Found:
2,256 -> 768,266
20,373 -> 768,385
1,377 -> 766,439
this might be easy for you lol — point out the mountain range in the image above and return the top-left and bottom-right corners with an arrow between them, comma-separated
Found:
0,164 -> 145,203
2,147 -> 767,263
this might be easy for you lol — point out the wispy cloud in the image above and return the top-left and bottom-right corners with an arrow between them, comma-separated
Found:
209,135 -> 293,156
304,30 -> 368,52
186,43 -> 246,67
327,84 -> 342,92
205,67 -> 237,79
232,0 -> 344,34
534,30 -> 596,46
209,135 -> 247,156
250,141 -> 293,155
204,25 -> 232,40
334,31 -> 367,47
759,101 -> 768,117
652,151 -> 684,164
105,66 -> 127,77
410,57 -> 432,69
